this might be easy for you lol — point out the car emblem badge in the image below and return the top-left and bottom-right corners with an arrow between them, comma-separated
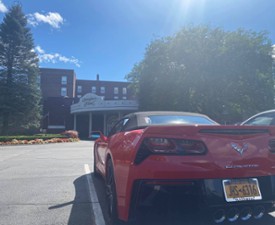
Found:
231,143 -> 248,155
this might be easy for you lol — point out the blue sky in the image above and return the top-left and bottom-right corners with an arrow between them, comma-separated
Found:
0,0 -> 275,81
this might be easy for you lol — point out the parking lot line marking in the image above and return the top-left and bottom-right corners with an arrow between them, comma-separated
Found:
84,164 -> 106,225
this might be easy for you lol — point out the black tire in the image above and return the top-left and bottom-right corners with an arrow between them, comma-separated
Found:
106,159 -> 121,225
93,146 -> 100,178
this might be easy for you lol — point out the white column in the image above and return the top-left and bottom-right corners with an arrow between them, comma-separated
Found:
89,112 -> 93,135
73,114 -> 77,130
103,113 -> 107,135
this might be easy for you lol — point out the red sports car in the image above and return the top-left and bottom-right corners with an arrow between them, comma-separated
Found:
93,111 -> 275,224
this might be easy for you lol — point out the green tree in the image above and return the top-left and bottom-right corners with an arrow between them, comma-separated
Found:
0,4 -> 41,135
126,26 -> 274,123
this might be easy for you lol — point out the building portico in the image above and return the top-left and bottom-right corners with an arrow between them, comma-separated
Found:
71,93 -> 138,137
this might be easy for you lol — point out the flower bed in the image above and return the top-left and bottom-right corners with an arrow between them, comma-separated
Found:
0,130 -> 80,146
0,137 -> 79,145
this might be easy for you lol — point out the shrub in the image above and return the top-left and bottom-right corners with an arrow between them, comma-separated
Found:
0,137 -> 79,145
62,130 -> 79,139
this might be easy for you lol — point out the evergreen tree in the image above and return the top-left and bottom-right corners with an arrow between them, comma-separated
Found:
0,4 -> 41,135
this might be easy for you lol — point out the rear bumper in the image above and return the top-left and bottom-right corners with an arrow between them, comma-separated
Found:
128,176 -> 275,221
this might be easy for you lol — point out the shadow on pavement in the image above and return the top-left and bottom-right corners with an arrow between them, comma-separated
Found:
48,172 -> 275,225
48,174 -> 94,225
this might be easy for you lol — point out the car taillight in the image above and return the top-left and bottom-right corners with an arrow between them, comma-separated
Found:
178,139 -> 206,154
145,138 -> 176,153
134,137 -> 207,164
269,139 -> 275,153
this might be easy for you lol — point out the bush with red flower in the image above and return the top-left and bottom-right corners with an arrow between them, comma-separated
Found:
0,131 -> 79,146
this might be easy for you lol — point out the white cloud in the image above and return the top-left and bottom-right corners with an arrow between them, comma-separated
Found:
0,1 -> 8,13
35,46 -> 81,67
35,46 -> 45,54
28,12 -> 64,29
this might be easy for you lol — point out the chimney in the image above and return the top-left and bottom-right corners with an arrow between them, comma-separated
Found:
96,74 -> 99,81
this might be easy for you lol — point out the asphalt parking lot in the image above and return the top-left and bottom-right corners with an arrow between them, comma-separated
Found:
0,141 -> 275,225
0,141 -> 96,225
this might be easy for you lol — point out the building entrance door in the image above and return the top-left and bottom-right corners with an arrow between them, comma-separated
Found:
76,114 -> 89,139
92,114 -> 104,133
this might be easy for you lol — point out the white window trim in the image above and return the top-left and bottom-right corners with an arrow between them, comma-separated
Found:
114,87 -> 119,94
61,87 -> 67,97
77,85 -> 82,93
61,76 -> 67,85
123,87 -> 127,95
100,86 -> 105,94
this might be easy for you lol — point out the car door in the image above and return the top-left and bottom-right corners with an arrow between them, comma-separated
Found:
107,117 -> 130,158
96,118 -> 129,174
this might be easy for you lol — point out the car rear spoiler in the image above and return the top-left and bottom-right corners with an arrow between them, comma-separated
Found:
141,125 -> 275,137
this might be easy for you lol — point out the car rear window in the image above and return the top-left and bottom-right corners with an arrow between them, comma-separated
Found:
144,115 -> 215,125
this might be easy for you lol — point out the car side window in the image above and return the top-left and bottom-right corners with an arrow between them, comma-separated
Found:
108,118 -> 129,136
244,113 -> 275,126
123,116 -> 137,131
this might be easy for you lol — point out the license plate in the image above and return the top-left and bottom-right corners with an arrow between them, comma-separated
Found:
222,178 -> 262,202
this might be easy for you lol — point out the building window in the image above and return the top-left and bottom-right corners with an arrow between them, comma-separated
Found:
122,96 -> 127,100
77,85 -> 82,93
61,76 -> 67,85
100,86 -> 105,94
61,87 -> 67,97
123,87 -> 127,95
91,86 -> 96,94
114,96 -> 119,100
114,87 -> 119,94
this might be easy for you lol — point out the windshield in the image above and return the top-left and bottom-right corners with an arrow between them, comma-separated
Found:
243,112 -> 275,126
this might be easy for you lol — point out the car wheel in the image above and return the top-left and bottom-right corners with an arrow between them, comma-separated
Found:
93,147 -> 100,178
106,159 -> 121,225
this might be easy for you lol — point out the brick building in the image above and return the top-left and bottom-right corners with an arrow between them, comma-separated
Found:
40,68 -> 138,138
